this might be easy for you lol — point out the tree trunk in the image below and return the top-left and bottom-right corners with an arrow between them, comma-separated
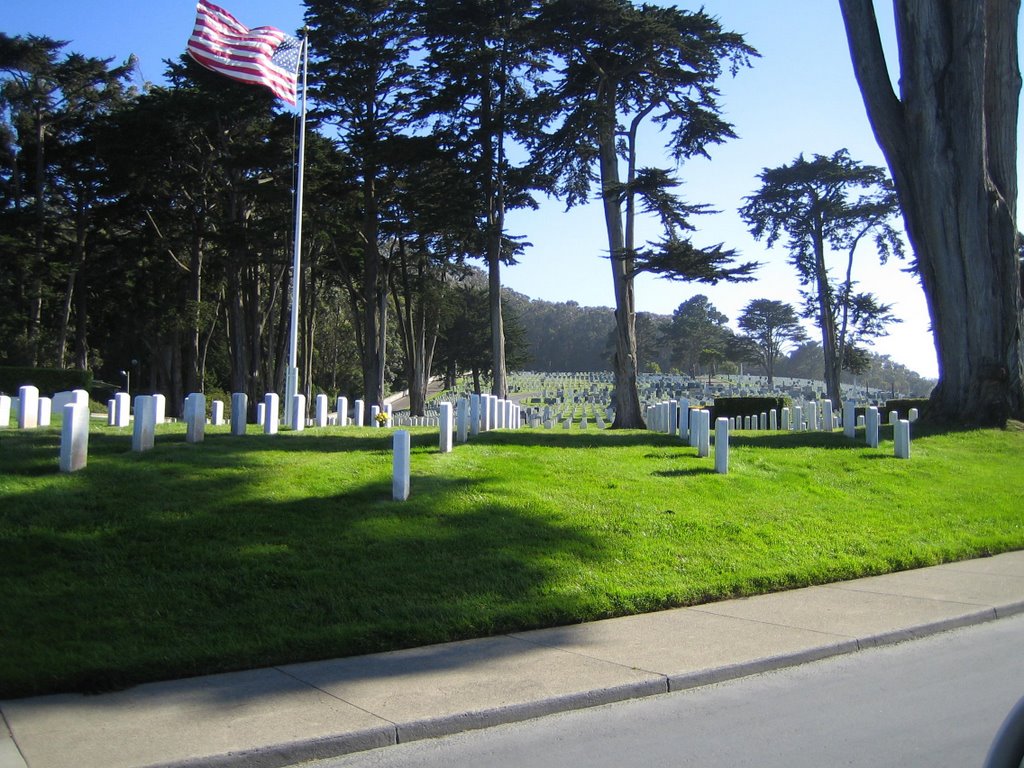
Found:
597,90 -> 644,429
813,227 -> 842,406
839,0 -> 1023,424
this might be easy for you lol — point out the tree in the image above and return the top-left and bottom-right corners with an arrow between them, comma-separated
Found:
414,0 -> 547,400
739,150 -> 903,406
661,295 -> 729,377
0,34 -> 131,367
536,0 -> 757,428
839,1 -> 1023,425
306,0 -> 419,421
737,299 -> 808,389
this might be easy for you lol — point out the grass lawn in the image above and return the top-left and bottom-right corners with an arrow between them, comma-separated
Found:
1,419 -> 1022,698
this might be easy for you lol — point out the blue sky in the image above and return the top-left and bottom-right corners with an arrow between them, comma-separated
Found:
7,1 -> 1022,379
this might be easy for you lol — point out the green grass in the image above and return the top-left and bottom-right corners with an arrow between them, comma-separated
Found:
1,420 -> 1022,698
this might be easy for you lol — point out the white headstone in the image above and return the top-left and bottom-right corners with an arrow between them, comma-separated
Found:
678,399 -> 690,441
689,408 -> 700,448
231,393 -> 247,436
59,398 -> 90,472
264,393 -> 279,435
457,398 -> 468,444
385,403 -> 393,428
769,409 -> 778,431
439,402 -> 453,453
843,400 -> 856,439
257,402 -> 266,426
895,419 -> 911,459
698,410 -> 711,458
822,401 -> 833,432
354,399 -> 365,427
0,394 -> 10,428
865,406 -> 879,448
371,404 -> 381,427
153,394 -> 166,425
113,391 -> 131,428
107,398 -> 116,426
185,393 -> 205,443
211,400 -> 225,426
857,414 -> 866,427
393,430 -> 411,501
909,407 -> 919,422
315,394 -> 329,428
132,395 -> 156,452
37,397 -> 52,427
289,394 -> 305,431
781,407 -> 790,431
336,396 -> 349,427
715,417 -> 729,474
793,405 -> 803,432
470,394 -> 480,437
889,410 -> 899,426
18,385 -> 39,429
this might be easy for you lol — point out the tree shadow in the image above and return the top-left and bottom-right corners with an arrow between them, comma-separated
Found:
0,436 -> 613,699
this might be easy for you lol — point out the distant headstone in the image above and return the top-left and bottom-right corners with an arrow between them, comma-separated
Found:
0,394 -> 10,428
781,407 -> 790,431
909,408 -> 919,422
715,417 -> 729,474
470,394 -> 480,437
315,394 -> 329,428
843,400 -> 856,439
59,397 -> 90,472
697,410 -> 711,458
185,393 -> 206,443
865,406 -> 879,448
291,394 -> 306,431
211,400 -> 225,426
678,399 -> 690,441
153,394 -> 166,425
439,402 -> 453,453
37,397 -> 52,427
371,404 -> 381,427
18,386 -> 40,429
354,399 -> 365,427
336,396 -> 349,427
889,410 -> 899,426
769,409 -> 778,431
793,405 -> 803,432
385,404 -> 393,428
457,398 -> 468,443
895,419 -> 911,459
132,395 -> 156,452
231,393 -> 247,436
393,430 -> 411,501
114,392 -> 131,428
264,393 -> 279,435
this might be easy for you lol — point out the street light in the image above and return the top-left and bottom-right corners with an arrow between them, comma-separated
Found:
120,369 -> 130,395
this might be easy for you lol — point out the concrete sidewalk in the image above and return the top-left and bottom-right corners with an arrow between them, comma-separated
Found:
4,551 -> 1024,768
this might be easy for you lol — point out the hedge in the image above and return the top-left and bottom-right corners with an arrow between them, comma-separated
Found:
0,367 -> 93,397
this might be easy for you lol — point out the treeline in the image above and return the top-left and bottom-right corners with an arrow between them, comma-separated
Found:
510,292 -> 934,397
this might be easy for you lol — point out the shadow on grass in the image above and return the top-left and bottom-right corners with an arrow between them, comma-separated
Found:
0,432 -> 614,699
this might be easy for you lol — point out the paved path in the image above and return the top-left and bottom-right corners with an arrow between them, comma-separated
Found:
3,551 -> 1023,768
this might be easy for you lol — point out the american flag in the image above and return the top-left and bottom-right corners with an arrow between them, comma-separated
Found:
186,0 -> 301,106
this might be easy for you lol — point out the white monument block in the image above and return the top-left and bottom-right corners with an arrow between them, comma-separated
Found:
895,419 -> 911,459
18,385 -> 39,429
231,393 -> 248,436
470,394 -> 480,437
393,430 -> 411,501
843,400 -> 856,439
211,399 -> 225,426
291,394 -> 306,431
264,393 -> 279,435
184,393 -> 205,443
354,399 -> 365,427
457,398 -> 468,444
439,402 -> 453,453
336,396 -> 349,427
37,397 -> 52,427
0,394 -> 10,428
697,410 -> 711,458
865,406 -> 879,448
132,395 -> 156,452
715,417 -> 729,474
114,392 -> 131,428
59,400 -> 90,472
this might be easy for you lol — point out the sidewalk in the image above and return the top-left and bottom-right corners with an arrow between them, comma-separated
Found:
4,551 -> 1024,768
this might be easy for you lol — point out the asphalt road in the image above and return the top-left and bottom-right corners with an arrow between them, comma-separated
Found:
295,612 -> 1024,768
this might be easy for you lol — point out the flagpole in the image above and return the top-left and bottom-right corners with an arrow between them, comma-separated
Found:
285,33 -> 308,430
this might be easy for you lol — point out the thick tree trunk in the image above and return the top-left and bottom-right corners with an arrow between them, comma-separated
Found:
597,93 -> 644,429
840,0 -> 1023,424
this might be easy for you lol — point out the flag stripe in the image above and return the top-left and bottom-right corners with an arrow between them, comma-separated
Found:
185,0 -> 299,105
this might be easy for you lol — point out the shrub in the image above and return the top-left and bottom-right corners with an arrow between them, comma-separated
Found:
0,367 -> 93,397
711,396 -> 793,423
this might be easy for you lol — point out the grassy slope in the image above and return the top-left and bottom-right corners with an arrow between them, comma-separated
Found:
0,422 -> 1021,698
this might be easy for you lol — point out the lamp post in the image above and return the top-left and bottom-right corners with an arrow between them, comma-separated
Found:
120,369 -> 130,396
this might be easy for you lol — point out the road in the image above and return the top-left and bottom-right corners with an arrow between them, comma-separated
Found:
295,613 -> 1024,768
